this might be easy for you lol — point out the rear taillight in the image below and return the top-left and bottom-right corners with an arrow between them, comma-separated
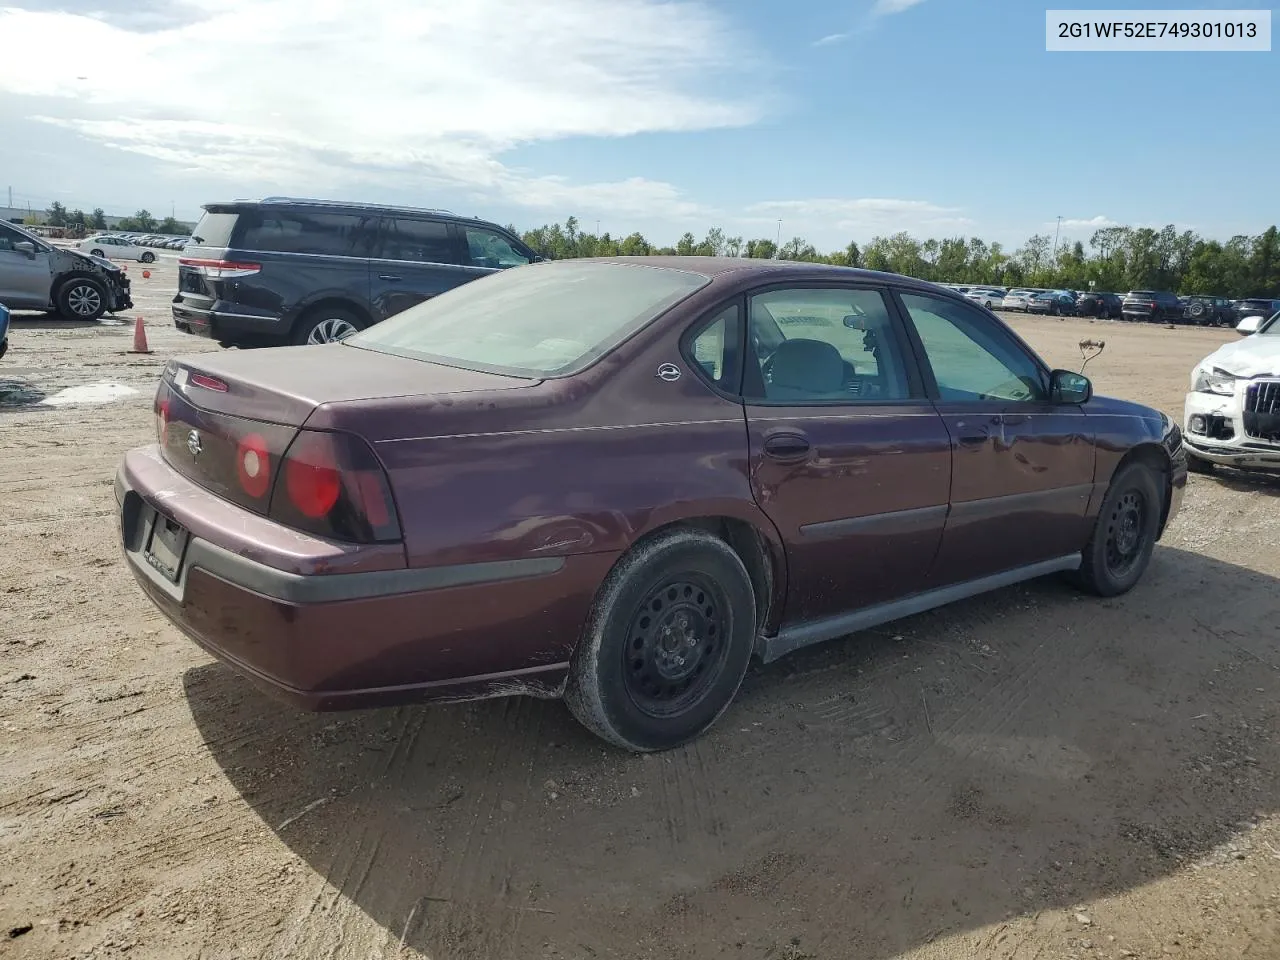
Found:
179,257 -> 261,279
1149,301 -> 1157,310
268,430 -> 401,544
155,386 -> 170,445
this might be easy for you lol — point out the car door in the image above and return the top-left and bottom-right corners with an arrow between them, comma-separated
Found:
0,224 -> 53,309
369,217 -> 466,320
896,290 -> 1095,585
741,283 -> 952,626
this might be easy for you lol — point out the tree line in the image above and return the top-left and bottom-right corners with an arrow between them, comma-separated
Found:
41,201 -> 188,236
516,216 -> 1280,299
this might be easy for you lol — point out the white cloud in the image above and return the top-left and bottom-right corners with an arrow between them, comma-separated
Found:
1055,215 -> 1121,230
743,197 -> 972,241
0,0 -> 762,219
813,32 -> 850,46
872,0 -> 929,15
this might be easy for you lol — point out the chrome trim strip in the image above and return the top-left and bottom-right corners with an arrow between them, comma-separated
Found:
799,504 -> 948,541
378,419 -> 744,443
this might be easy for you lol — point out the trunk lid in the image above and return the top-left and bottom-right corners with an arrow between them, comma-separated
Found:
156,345 -> 539,512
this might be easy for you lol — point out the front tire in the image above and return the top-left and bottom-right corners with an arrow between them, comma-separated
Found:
89,248 -> 105,258
1076,462 -> 1163,597
565,528 -> 757,752
56,277 -> 108,321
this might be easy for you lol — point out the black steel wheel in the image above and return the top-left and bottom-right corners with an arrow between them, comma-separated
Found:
622,574 -> 731,719
566,528 -> 757,751
1076,462 -> 1163,597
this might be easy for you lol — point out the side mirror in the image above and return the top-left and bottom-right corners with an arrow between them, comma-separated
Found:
1050,369 -> 1092,404
1236,315 -> 1261,336
14,241 -> 36,258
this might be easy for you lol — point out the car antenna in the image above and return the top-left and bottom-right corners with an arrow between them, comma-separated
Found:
1078,339 -> 1105,373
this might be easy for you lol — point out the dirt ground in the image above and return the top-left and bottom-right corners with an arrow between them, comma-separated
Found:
2,261 -> 1278,960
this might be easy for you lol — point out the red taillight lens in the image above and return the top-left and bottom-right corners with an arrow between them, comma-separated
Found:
269,430 -> 400,543
179,257 -> 261,279
190,373 -> 229,392
236,432 -> 272,500
155,387 -> 170,445
283,432 -> 341,518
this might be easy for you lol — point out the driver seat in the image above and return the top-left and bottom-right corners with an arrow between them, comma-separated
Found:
767,338 -> 846,400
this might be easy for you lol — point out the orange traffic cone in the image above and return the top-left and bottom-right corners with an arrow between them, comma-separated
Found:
128,316 -> 153,354
142,269 -> 151,279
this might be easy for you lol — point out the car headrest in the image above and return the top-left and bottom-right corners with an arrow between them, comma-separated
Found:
769,338 -> 845,395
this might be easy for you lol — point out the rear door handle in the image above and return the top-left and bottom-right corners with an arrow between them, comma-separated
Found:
763,433 -> 811,461
998,413 -> 1030,426
378,274 -> 403,282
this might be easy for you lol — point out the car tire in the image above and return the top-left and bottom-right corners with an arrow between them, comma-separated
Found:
1186,452 -> 1215,474
140,251 -> 156,263
565,527 -> 757,752
291,306 -> 365,345
56,276 -> 108,322
1076,462 -> 1163,598
90,249 -> 105,258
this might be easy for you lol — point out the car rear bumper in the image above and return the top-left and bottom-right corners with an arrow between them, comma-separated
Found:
116,445 -> 611,710
171,299 -> 287,342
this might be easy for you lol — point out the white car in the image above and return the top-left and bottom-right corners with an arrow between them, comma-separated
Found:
75,234 -> 157,263
964,288 -> 1005,309
1001,289 -> 1036,312
1183,310 -> 1280,473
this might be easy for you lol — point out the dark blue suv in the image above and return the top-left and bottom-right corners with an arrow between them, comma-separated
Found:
172,197 -> 540,347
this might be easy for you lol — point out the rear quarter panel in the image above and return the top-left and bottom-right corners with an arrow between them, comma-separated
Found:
306,280 -> 785,609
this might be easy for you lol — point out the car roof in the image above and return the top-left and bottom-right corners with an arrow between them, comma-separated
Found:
203,196 -> 512,230
577,256 -> 955,295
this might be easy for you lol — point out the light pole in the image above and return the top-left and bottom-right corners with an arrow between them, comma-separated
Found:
1052,215 -> 1063,258
775,219 -> 782,257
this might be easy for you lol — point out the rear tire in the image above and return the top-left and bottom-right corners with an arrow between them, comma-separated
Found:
140,251 -> 156,263
565,528 -> 757,752
90,249 -> 105,258
291,306 -> 365,345
56,277 -> 108,321
1076,462 -> 1163,597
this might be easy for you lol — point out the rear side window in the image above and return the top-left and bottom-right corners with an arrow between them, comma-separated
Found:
232,210 -> 378,257
381,218 -> 457,264
190,211 -> 239,248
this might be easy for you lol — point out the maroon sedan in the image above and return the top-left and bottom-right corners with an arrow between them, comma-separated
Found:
117,258 -> 1187,751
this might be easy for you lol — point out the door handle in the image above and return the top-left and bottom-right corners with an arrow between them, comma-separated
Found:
378,274 -> 403,282
763,433 -> 811,461
997,413 -> 1030,426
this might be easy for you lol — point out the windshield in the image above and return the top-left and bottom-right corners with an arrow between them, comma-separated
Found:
1258,311 -> 1280,335
348,260 -> 710,377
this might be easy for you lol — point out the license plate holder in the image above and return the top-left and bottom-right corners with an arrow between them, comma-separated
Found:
143,508 -> 190,584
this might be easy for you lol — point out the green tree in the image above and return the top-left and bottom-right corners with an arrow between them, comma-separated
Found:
744,238 -> 777,259
68,208 -> 87,228
779,237 -> 819,261
90,208 -> 107,230
46,201 -> 68,226
156,216 -> 185,235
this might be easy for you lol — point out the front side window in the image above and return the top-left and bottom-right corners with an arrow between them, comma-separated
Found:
746,287 -> 912,403
900,292 -> 1046,403
464,227 -> 530,269
349,260 -> 709,377
382,218 -> 456,264
0,224 -> 22,251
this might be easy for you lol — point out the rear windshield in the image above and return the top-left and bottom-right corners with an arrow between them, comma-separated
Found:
1127,291 -> 1154,297
190,211 -> 239,248
348,260 -> 710,377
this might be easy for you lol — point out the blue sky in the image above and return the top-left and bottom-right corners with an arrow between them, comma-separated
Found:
0,0 -> 1275,250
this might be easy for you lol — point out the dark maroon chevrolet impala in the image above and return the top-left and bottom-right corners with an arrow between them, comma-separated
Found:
116,258 -> 1187,751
